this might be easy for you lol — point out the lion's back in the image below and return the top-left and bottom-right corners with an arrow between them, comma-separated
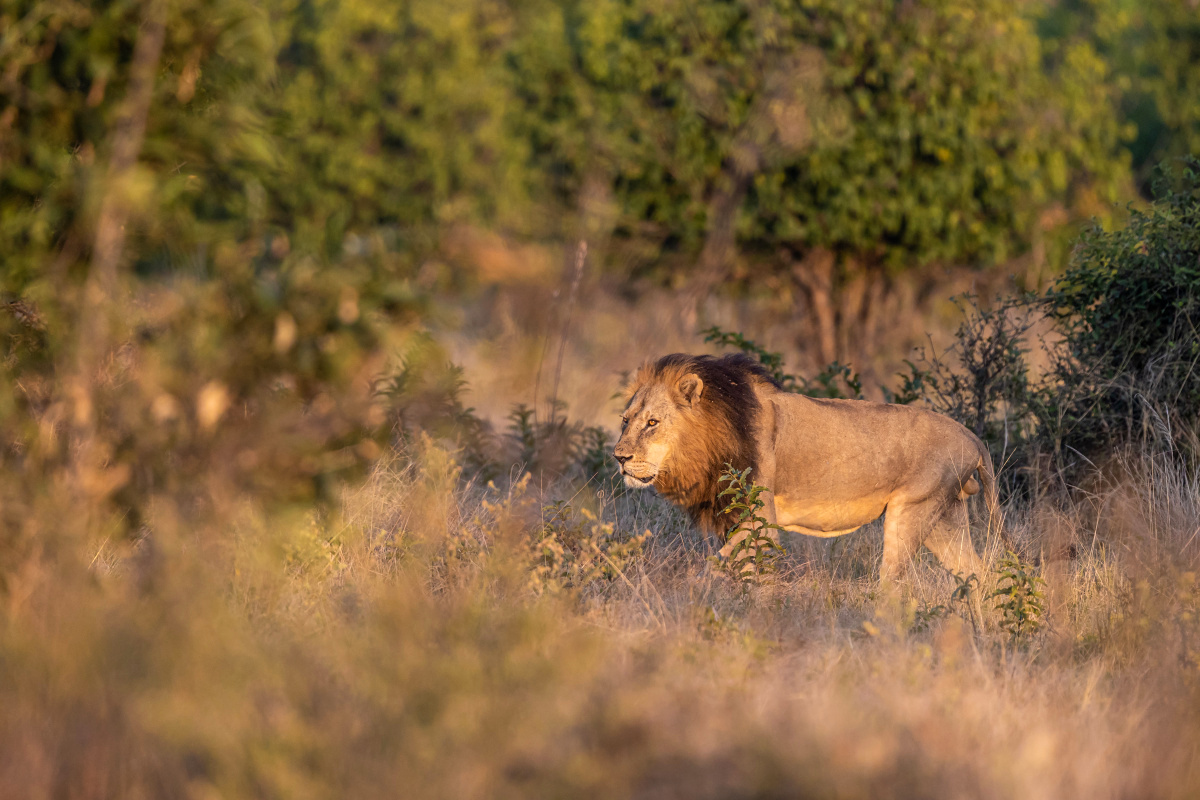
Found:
767,391 -> 982,492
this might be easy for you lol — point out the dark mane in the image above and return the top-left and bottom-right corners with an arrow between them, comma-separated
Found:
650,351 -> 775,436
642,353 -> 777,536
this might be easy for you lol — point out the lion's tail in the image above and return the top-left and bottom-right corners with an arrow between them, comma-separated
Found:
971,434 -> 1012,553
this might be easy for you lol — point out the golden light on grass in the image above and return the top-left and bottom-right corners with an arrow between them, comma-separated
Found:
5,439 -> 1200,798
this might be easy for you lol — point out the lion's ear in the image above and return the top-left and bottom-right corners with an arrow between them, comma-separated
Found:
677,373 -> 704,406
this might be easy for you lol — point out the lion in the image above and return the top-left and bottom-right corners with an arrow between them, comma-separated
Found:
612,353 -> 1001,581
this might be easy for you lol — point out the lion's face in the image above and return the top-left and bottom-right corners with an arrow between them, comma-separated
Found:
613,372 -> 703,489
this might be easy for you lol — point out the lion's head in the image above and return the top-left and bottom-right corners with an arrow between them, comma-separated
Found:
612,368 -> 698,489
614,353 -> 774,532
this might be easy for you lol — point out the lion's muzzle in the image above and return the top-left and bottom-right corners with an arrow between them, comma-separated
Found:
614,435 -> 659,487
620,461 -> 657,484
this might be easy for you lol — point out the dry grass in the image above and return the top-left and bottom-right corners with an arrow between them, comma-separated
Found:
4,439 -> 1200,798
438,268 -> 1016,428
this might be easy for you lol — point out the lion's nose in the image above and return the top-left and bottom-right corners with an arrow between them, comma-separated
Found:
614,453 -> 631,466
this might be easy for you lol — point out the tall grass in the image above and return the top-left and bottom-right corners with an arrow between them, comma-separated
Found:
5,437 -> 1200,798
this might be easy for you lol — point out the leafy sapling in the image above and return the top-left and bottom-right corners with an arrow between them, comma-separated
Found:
991,551 -> 1047,640
717,464 -> 786,582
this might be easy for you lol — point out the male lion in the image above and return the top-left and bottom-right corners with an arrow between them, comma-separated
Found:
613,353 -> 1000,581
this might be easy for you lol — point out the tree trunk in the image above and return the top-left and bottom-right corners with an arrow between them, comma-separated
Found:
789,247 -> 837,366
69,0 -> 167,501
681,169 -> 752,332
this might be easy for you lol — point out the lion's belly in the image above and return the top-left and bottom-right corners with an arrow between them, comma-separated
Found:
774,495 -> 887,538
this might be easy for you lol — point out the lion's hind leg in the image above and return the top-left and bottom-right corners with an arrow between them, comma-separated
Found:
923,499 -> 985,581
924,499 -> 987,629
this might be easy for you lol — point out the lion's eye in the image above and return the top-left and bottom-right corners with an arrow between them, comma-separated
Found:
646,419 -> 658,428
621,416 -> 629,427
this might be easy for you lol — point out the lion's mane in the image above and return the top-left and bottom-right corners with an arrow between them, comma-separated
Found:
627,353 -> 778,534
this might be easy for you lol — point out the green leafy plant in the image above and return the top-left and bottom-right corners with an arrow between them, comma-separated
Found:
1043,159 -> 1200,464
702,325 -> 862,399
513,0 -> 1130,280
894,294 -> 1036,437
910,601 -> 949,634
377,336 -> 493,479
702,326 -> 800,390
950,572 -> 982,609
717,465 -> 786,582
910,571 -> 981,634
506,404 -> 539,469
883,359 -> 935,406
578,426 -> 617,486
807,362 -> 864,400
992,552 -> 1047,640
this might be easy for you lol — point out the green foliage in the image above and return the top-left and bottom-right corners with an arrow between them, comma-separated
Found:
378,347 -> 622,486
501,402 -> 585,477
578,425 -> 617,485
0,0 -> 427,543
991,551 -> 1047,640
894,294 -> 1033,441
505,404 -> 539,469
806,362 -> 864,400
1123,3 -> 1200,174
97,265 -> 389,514
910,572 -> 979,634
717,464 -> 786,582
1042,159 -> 1200,461
1042,0 -> 1200,183
750,0 -> 1129,268
496,403 -> 621,484
377,335 -> 494,477
702,325 -> 863,399
909,601 -> 948,634
266,0 -> 533,254
702,326 -> 798,390
884,359 -> 933,406
0,0 -> 276,295
515,0 -> 1132,277
26,0 -> 1142,290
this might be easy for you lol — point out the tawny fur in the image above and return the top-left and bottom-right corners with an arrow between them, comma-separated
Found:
614,353 -> 1002,581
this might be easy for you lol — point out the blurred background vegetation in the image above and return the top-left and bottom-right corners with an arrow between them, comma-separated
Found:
2,0 -> 1200,796
5,0 -> 1198,506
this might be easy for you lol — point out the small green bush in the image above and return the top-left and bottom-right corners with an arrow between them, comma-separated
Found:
716,465 -> 786,583
991,552 -> 1047,641
1043,158 -> 1200,464
886,159 -> 1200,494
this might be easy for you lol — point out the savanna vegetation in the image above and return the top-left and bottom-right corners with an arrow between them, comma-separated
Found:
3,0 -> 1200,796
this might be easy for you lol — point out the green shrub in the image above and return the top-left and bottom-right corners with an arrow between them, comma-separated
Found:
716,465 -> 786,583
529,500 -> 650,595
991,551 -> 1047,641
702,325 -> 862,399
879,160 -> 1200,493
1042,158 -> 1200,465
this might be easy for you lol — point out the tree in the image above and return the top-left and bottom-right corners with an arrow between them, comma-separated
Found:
509,0 -> 1133,363
1041,0 -> 1200,188
0,0 -> 407,550
265,0 -> 532,257
0,0 -> 275,297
